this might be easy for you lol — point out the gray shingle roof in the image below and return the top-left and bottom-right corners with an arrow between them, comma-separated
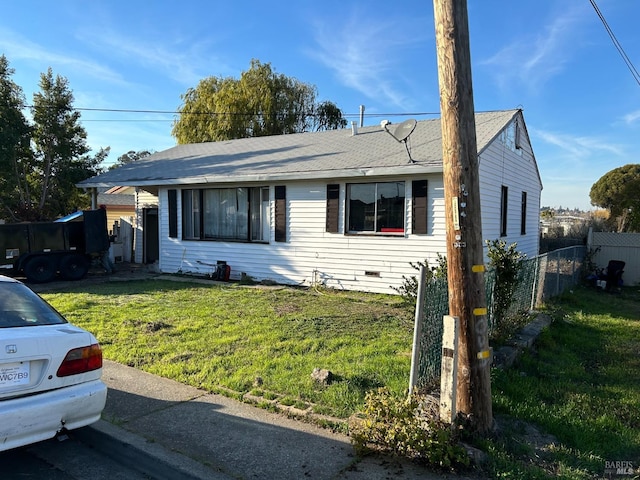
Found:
96,193 -> 134,206
78,109 -> 520,188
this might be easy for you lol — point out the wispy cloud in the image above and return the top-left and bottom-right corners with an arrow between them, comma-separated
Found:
307,11 -> 430,109
534,128 -> 625,159
79,27 -> 225,88
0,28 -> 127,86
480,6 -> 588,93
622,109 -> 640,125
533,127 -> 626,209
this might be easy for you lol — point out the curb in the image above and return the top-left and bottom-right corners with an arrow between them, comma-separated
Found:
75,420 -> 231,480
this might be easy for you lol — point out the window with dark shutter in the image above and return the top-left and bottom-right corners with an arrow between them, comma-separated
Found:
182,187 -> 268,242
412,180 -> 428,234
346,182 -> 405,234
274,186 -> 286,242
168,189 -> 177,238
326,184 -> 340,233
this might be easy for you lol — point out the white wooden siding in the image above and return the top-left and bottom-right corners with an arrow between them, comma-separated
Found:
478,118 -> 541,260
149,121 -> 541,294
157,175 -> 448,294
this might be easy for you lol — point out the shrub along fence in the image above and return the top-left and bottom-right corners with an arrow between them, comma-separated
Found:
415,245 -> 586,387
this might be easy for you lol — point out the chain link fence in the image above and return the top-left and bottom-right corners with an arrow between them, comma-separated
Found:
415,245 -> 586,387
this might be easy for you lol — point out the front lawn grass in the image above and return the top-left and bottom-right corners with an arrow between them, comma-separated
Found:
43,279 -> 640,478
43,280 -> 414,418
486,286 -> 640,478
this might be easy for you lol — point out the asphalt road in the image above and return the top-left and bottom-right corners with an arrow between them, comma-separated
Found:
0,425 -> 202,480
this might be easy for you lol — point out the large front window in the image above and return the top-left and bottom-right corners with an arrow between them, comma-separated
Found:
347,182 -> 405,233
182,187 -> 269,241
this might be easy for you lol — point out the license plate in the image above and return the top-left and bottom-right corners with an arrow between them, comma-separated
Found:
0,362 -> 30,387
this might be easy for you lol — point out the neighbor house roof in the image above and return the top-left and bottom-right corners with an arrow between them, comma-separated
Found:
78,109 -> 523,188
96,186 -> 135,206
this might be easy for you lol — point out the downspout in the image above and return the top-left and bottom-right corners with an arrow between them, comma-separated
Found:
89,188 -> 98,209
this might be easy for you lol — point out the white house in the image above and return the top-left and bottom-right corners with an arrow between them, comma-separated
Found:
79,109 -> 542,294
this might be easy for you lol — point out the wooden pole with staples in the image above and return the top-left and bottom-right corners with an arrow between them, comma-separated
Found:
432,0 -> 493,433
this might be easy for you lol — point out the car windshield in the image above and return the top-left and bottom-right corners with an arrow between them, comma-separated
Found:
0,283 -> 68,328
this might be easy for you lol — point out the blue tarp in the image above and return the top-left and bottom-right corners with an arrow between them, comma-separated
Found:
54,211 -> 83,222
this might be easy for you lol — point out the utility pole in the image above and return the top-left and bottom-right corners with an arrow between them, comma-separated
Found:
432,0 -> 493,433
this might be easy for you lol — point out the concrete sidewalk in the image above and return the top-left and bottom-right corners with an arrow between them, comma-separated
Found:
92,360 -> 478,480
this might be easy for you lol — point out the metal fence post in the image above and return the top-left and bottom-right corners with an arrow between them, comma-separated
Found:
555,250 -> 561,296
530,254 -> 540,311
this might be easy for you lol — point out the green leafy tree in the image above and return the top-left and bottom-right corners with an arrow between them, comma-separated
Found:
313,100 -> 348,131
589,164 -> 640,232
0,55 -> 33,221
540,208 -> 555,221
172,59 -> 346,143
56,146 -> 110,213
30,68 -> 104,219
109,149 -> 153,170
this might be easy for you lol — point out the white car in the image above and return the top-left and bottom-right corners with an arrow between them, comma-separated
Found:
0,275 -> 107,451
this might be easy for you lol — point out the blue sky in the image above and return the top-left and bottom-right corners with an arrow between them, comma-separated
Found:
1,0 -> 639,210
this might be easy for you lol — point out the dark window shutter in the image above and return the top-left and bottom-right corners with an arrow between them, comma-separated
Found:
168,189 -> 177,238
274,186 -> 286,242
500,186 -> 508,237
326,184 -> 340,233
520,191 -> 527,235
412,180 -> 428,234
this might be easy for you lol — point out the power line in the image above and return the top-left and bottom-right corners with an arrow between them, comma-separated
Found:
22,104 -> 441,119
81,119 -> 173,122
589,0 -> 640,86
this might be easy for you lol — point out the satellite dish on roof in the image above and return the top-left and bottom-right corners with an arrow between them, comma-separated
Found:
382,118 -> 417,163
393,119 -> 417,142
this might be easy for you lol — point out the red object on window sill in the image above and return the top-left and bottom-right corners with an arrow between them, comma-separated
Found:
380,228 -> 404,233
